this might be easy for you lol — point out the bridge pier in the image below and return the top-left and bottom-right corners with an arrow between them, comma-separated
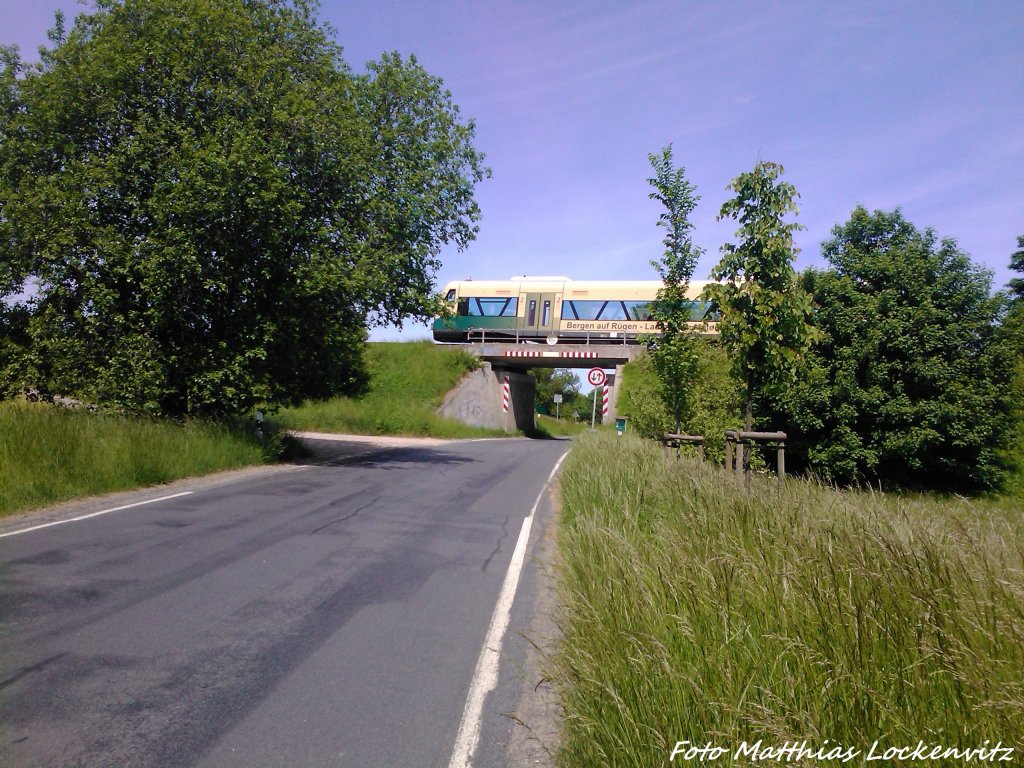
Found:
437,362 -> 536,434
604,364 -> 625,425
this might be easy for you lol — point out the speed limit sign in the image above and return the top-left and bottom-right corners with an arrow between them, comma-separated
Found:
587,367 -> 606,387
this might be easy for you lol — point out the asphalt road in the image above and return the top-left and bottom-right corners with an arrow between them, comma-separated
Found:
0,436 -> 568,768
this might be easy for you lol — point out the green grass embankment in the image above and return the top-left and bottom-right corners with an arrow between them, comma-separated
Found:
0,402 -> 269,518
554,431 -> 1024,767
278,341 -> 506,438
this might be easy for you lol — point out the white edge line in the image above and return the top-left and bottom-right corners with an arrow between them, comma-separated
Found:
0,491 -> 195,539
448,450 -> 569,768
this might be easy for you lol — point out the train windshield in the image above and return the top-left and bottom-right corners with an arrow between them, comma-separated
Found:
456,297 -> 518,317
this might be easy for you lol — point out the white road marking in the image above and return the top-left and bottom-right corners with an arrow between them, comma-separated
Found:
0,492 -> 194,539
448,450 -> 569,768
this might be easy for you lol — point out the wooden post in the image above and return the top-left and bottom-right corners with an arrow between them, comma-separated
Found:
777,442 -> 786,481
725,438 -> 733,474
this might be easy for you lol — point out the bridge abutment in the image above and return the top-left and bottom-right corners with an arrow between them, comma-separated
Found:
437,362 -> 536,434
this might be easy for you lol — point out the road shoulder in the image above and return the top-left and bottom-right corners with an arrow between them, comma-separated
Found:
503,482 -> 565,767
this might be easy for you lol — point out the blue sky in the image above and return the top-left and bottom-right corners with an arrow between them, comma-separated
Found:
3,1 -> 1022,341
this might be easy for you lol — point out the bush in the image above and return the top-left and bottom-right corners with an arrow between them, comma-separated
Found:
776,208 -> 1013,491
618,343 -> 740,462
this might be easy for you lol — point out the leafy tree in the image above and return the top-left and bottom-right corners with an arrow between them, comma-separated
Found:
1000,235 -> 1024,494
780,207 -> 1012,490
1009,234 -> 1024,300
531,367 -> 580,416
703,161 -> 818,431
0,0 -> 487,415
646,145 -> 703,434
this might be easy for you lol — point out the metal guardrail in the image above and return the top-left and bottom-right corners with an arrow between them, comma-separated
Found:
465,328 -> 636,345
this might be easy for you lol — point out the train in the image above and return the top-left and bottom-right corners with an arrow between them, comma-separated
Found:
431,276 -> 718,344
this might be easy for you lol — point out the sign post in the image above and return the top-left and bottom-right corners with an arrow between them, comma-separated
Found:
553,393 -> 562,420
587,367 -> 606,429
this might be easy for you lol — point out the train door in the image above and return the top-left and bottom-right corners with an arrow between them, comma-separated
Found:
522,292 -> 557,336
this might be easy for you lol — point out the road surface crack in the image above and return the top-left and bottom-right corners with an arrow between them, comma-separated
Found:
481,514 -> 509,572
310,497 -> 380,534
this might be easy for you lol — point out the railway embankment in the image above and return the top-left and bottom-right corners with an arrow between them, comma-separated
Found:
278,340 -> 509,438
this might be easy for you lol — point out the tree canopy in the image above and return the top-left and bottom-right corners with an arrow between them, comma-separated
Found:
780,207 -> 1012,490
531,367 -> 581,415
1009,234 -> 1024,300
0,0 -> 488,415
703,161 -> 818,431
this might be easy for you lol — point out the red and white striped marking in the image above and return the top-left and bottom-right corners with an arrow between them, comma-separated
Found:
502,375 -> 510,413
561,351 -> 599,358
503,350 -> 541,357
601,385 -> 610,416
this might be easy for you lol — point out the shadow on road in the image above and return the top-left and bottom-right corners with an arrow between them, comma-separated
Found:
294,438 -> 479,470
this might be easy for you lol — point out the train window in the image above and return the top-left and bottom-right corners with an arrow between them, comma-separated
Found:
457,297 -> 518,317
542,300 -> 551,326
445,289 -> 456,301
692,301 -> 716,321
624,301 -> 652,320
561,300 -> 604,320
561,300 -> 640,320
600,302 -> 627,320
528,300 -> 537,325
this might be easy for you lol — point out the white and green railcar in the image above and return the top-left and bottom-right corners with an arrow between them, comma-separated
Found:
432,276 -> 717,343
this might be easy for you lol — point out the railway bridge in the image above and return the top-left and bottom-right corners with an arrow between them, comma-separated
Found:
438,343 -> 643,433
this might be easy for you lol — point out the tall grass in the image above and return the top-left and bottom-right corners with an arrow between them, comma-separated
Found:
554,432 -> 1024,766
278,341 -> 505,438
536,414 -> 591,438
0,401 -> 269,517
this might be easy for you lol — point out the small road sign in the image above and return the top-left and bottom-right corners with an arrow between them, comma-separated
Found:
587,367 -> 606,387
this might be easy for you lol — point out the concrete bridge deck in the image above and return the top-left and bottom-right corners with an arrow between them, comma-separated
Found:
461,343 -> 642,370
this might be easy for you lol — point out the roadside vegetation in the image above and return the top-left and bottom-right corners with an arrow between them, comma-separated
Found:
278,341 -> 505,438
535,414 -> 591,438
0,401 -> 271,518
1,341 -> 504,517
553,432 -> 1024,767
0,2 -> 495,512
618,342 -> 740,463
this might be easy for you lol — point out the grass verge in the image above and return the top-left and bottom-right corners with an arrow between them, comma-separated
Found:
536,414 -> 591,438
0,401 -> 271,518
278,341 -> 506,438
554,431 -> 1024,766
